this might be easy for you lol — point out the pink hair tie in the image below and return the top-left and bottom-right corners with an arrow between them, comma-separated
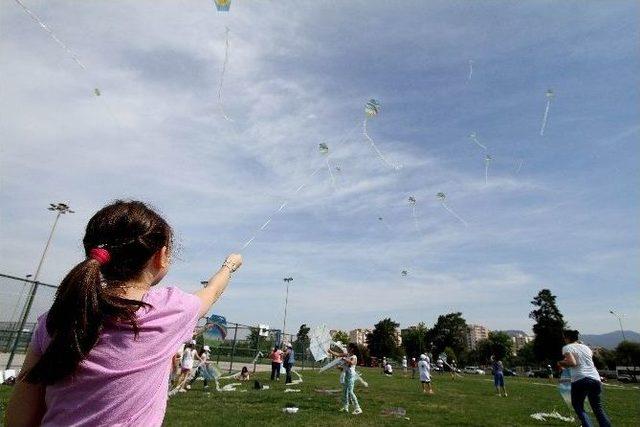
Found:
89,248 -> 111,266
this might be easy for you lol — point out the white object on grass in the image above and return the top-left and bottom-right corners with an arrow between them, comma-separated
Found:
530,411 -> 574,423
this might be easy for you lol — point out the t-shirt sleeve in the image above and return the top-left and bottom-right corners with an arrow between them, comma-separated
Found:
561,344 -> 570,355
149,286 -> 201,348
29,312 -> 50,356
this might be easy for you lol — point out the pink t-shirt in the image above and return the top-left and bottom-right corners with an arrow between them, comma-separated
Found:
270,349 -> 283,364
30,286 -> 201,427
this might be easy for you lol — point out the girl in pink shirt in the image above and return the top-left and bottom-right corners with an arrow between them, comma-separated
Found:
5,200 -> 242,426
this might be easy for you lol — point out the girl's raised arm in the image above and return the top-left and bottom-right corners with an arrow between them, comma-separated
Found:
195,254 -> 242,318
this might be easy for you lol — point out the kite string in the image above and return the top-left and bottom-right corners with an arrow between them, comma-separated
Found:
14,0 -> 87,70
217,26 -> 232,122
471,134 -> 487,151
239,164 -> 324,251
441,202 -> 468,227
540,99 -> 551,136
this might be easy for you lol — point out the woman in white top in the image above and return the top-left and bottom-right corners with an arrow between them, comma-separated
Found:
330,343 -> 362,415
558,329 -> 611,427
418,354 -> 433,395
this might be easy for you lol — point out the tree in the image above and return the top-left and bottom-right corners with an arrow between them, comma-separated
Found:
514,341 -> 536,367
295,324 -> 311,354
529,289 -> 566,364
615,341 -> 640,381
402,322 -> 430,358
353,344 -> 371,367
366,318 -> 402,358
332,330 -> 350,346
426,312 -> 468,357
247,327 -> 260,350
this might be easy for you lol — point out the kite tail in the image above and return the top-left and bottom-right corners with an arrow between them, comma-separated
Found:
485,162 -> 489,185
363,118 -> 401,170
411,205 -> 420,233
540,100 -> 551,136
14,0 -> 87,71
515,159 -> 523,174
326,158 -> 336,190
442,203 -> 468,227
468,62 -> 473,81
217,27 -> 233,122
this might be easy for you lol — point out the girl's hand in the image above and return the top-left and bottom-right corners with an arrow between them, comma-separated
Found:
222,253 -> 243,273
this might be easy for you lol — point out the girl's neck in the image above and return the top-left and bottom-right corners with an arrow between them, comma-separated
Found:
122,279 -> 152,301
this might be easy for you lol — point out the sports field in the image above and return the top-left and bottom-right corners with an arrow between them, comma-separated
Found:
160,368 -> 638,426
2,368 -> 638,426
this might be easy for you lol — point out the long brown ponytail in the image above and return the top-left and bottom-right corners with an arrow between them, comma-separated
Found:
26,200 -> 173,385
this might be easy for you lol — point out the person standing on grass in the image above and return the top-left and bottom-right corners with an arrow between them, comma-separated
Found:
330,343 -> 363,415
188,345 -> 212,389
178,341 -> 198,392
4,200 -> 242,427
558,329 -> 612,427
491,355 -> 507,397
269,346 -> 283,381
410,357 -> 418,379
283,344 -> 295,384
418,354 -> 433,394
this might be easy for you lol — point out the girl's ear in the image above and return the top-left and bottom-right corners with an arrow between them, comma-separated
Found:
155,246 -> 169,269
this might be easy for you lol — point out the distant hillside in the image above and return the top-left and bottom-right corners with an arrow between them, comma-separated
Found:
581,331 -> 640,349
502,330 -> 530,337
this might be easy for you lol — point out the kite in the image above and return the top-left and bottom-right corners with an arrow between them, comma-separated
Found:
436,192 -> 468,227
362,99 -> 401,170
217,27 -> 232,121
401,270 -> 408,276
309,324 -> 343,362
484,154 -> 493,185
319,143 -> 336,189
540,89 -> 555,136
203,314 -> 228,342
408,196 -> 420,232
468,60 -> 474,81
94,88 -> 101,97
469,132 -> 487,151
558,368 -> 572,410
213,0 -> 231,12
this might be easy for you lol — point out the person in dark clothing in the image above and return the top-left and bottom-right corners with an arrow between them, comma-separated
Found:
283,344 -> 295,384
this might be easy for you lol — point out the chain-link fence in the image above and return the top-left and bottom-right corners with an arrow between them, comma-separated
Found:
1,273 -> 316,372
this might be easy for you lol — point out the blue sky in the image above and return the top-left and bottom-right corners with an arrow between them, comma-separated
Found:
1,0 -> 638,335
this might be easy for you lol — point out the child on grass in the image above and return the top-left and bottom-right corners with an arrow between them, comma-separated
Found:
418,354 -> 434,395
330,343 -> 363,415
5,200 -> 242,426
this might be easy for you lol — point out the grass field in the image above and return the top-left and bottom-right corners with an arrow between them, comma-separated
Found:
2,368 -> 639,426
163,368 -> 639,426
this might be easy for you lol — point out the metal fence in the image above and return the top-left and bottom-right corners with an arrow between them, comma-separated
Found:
0,272 -> 314,372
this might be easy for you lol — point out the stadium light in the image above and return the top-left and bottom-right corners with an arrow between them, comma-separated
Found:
6,202 -> 74,369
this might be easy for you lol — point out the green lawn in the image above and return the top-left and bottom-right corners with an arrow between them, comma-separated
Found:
2,368 -> 639,426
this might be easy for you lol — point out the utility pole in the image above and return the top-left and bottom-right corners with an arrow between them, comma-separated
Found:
609,310 -> 627,342
282,277 -> 293,342
6,203 -> 74,369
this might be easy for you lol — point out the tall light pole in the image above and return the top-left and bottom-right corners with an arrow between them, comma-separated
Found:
282,277 -> 293,342
609,310 -> 627,342
6,202 -> 74,369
